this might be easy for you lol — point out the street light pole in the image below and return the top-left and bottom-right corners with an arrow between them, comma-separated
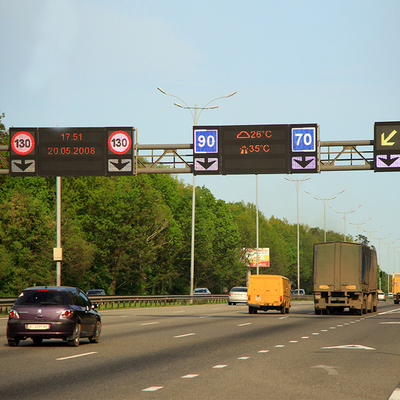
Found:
364,226 -> 384,246
349,217 -> 372,243
157,87 -> 237,296
285,176 -> 310,293
328,204 -> 362,242
373,233 -> 391,290
305,190 -> 344,242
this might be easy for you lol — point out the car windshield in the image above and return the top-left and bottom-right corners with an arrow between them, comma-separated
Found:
14,290 -> 68,306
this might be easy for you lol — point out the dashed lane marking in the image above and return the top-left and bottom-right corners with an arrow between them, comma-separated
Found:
56,352 -> 98,361
174,333 -> 196,338
142,386 -> 163,392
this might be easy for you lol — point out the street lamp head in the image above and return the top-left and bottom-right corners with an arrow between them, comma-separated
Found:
174,102 -> 184,108
228,91 -> 237,97
157,87 -> 166,94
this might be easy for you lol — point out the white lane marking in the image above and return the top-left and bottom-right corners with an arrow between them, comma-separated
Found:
141,322 -> 159,326
379,322 -> 400,324
279,316 -> 289,320
181,374 -> 199,378
321,329 -> 328,332
238,357 -> 250,360
329,327 -> 336,329
173,311 -> 185,313
337,325 -> 343,327
378,308 -> 400,315
238,323 -> 252,326
258,350 -> 270,353
322,344 -> 375,350
289,340 -> 298,343
312,333 -> 319,335
56,352 -> 98,361
213,365 -> 227,368
142,386 -> 163,392
311,365 -> 338,375
174,333 -> 196,338
301,336 -> 310,339
344,323 -> 349,325
275,345 -> 285,348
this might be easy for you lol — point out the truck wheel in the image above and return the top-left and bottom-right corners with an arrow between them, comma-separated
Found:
315,309 -> 321,315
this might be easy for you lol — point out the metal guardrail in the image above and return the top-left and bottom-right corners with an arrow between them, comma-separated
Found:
0,294 -> 315,314
0,294 -> 228,313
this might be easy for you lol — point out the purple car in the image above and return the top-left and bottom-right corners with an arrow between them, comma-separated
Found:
7,286 -> 101,347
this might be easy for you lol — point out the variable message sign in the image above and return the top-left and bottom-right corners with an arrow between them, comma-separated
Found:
193,124 -> 318,175
10,127 -> 134,177
374,121 -> 400,172
9,128 -> 38,176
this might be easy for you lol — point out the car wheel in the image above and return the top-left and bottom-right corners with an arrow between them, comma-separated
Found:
8,337 -> 20,347
89,319 -> 102,343
32,337 -> 43,345
68,323 -> 81,347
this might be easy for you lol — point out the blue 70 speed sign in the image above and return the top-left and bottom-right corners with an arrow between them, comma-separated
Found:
194,129 -> 218,154
291,127 -> 316,152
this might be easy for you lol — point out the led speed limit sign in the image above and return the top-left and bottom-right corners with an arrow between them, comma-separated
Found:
11,131 -> 35,155
194,129 -> 218,154
108,130 -> 132,154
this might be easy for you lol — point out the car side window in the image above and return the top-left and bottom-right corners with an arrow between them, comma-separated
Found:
79,291 -> 91,307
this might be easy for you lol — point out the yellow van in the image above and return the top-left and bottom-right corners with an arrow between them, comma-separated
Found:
247,274 -> 291,314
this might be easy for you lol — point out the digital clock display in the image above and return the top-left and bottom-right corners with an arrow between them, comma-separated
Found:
38,127 -> 106,176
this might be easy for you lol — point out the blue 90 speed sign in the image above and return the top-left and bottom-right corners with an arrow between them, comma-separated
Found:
194,129 -> 218,154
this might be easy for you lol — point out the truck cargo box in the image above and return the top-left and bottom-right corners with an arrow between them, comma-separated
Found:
313,242 -> 378,315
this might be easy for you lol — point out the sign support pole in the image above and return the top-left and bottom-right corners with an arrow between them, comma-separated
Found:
56,176 -> 61,286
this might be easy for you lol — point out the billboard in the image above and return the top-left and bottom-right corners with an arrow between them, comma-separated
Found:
243,248 -> 270,267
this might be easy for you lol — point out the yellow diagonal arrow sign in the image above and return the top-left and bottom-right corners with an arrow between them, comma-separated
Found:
381,129 -> 397,146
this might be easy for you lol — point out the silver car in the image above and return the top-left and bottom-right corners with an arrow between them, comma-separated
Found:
228,287 -> 248,305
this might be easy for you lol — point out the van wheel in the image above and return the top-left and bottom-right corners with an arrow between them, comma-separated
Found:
280,307 -> 285,314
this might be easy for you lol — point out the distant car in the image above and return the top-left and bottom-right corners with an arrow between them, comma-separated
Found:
378,291 -> 386,301
388,292 -> 394,299
291,289 -> 305,296
193,288 -> 211,295
87,289 -> 106,296
228,287 -> 248,305
7,286 -> 101,347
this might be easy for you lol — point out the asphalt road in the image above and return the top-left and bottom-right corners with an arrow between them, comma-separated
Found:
1,301 -> 400,400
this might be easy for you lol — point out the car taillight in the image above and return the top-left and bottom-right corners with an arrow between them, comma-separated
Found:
248,295 -> 251,301
9,309 -> 19,319
60,309 -> 74,319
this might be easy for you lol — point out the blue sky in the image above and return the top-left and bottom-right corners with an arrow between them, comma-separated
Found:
2,0 -> 400,277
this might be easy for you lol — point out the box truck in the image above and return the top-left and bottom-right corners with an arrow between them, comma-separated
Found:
313,242 -> 378,315
247,274 -> 291,314
392,273 -> 400,304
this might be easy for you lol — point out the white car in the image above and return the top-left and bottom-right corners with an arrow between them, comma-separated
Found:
228,287 -> 248,305
378,291 -> 386,301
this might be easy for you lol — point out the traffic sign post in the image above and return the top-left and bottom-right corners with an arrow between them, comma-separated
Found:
9,128 -> 38,176
374,121 -> 400,172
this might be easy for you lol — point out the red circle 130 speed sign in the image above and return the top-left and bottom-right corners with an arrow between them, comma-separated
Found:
11,131 -> 35,155
108,130 -> 132,155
